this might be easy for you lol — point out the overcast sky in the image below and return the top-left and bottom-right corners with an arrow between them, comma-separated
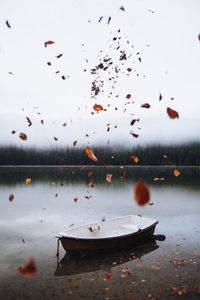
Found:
0,0 -> 200,149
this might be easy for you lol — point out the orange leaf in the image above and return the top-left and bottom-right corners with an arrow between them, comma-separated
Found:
85,146 -> 98,162
150,265 -> 160,270
26,178 -> 31,185
167,107 -> 179,119
18,258 -> 37,275
173,169 -> 180,177
9,194 -> 14,201
134,181 -> 150,206
44,41 -> 54,47
89,182 -> 95,188
130,156 -> 139,163
141,103 -> 150,108
74,197 -> 78,202
106,173 -> 112,183
88,171 -> 93,177
19,132 -> 27,141
93,104 -> 103,111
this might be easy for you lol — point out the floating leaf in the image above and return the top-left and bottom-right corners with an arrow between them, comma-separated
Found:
85,196 -> 92,199
130,156 -> 139,163
120,6 -> 125,11
47,62 -> 51,66
141,103 -> 150,108
44,41 -> 54,47
85,146 -> 98,162
150,265 -> 160,270
134,181 -> 150,206
18,258 -> 37,275
22,238 -> 25,244
167,107 -> 179,119
63,123 -> 67,127
19,133 -> 27,141
98,16 -> 103,23
26,178 -> 31,185
93,104 -> 103,111
9,194 -> 14,201
106,173 -> 112,183
173,169 -> 180,177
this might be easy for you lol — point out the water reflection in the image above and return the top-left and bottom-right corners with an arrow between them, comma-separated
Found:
55,240 -> 159,277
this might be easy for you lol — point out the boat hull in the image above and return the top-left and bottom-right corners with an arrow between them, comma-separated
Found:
60,222 -> 157,254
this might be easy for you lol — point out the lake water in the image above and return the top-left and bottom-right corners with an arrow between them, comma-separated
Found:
0,166 -> 200,299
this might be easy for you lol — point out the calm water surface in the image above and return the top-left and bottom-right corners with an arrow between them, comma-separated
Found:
0,166 -> 199,299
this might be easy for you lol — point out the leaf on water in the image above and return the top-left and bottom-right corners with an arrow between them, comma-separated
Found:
106,173 -> 112,183
93,104 -> 103,111
173,169 -> 180,177
26,178 -> 31,185
150,265 -> 160,270
141,103 -> 150,108
89,182 -> 95,188
130,155 -> 139,163
9,194 -> 14,201
198,34 -> 200,41
61,75 -> 66,80
88,171 -> 93,177
55,193 -> 58,197
127,68 -> 132,72
18,258 -> 37,275
98,16 -> 103,23
47,62 -> 51,66
134,180 -> 150,206
85,146 -> 98,162
167,107 -> 179,119
74,197 -> 78,202
19,133 -> 27,141
44,41 -> 54,47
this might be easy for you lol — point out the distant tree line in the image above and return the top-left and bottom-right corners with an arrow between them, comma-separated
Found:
0,142 -> 199,165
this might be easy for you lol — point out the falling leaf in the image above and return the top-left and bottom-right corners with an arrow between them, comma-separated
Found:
18,258 -> 37,275
44,41 -> 54,47
120,6 -> 125,11
9,194 -> 14,202
150,265 -> 160,270
167,107 -> 179,119
107,16 -> 111,25
89,182 -> 95,188
134,181 -> 150,206
163,155 -> 167,159
55,193 -> 58,197
130,131 -> 139,138
63,123 -> 67,127
198,34 -> 200,41
126,94 -> 131,99
141,103 -> 150,108
61,75 -> 66,80
22,238 -> 25,244
47,62 -> 51,66
54,137 -> 58,141
6,20 -> 11,28
85,196 -> 92,199
130,119 -> 139,126
41,120 -> 44,125
127,68 -> 132,72
85,146 -> 98,162
88,171 -> 93,177
173,169 -> 180,177
11,130 -> 16,134
56,53 -> 63,58
130,156 -> 139,163
26,178 -> 31,185
26,117 -> 32,127
74,197 -> 78,202
106,173 -> 112,183
159,93 -> 162,101
98,16 -> 103,23
19,133 -> 27,141
93,104 -> 103,111
105,273 -> 110,279
73,140 -> 77,146
154,177 -> 164,181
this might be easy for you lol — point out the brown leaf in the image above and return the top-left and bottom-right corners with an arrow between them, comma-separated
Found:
73,140 -> 77,146
134,181 -> 150,206
18,258 -> 37,275
6,20 -> 11,28
167,107 -> 179,119
54,137 -> 58,141
130,119 -> 139,126
130,131 -> 139,138
22,238 -> 25,244
141,103 -> 150,108
127,68 -> 132,72
26,117 -> 32,127
93,104 -> 103,111
9,194 -> 14,201
85,196 -> 92,199
126,94 -> 131,99
19,133 -> 27,141
44,41 -> 54,47
62,123 -> 67,127
106,173 -> 112,183
47,62 -> 51,66
98,16 -> 103,23
107,16 -> 111,25
173,169 -> 180,177
56,54 -> 63,59
74,197 -> 78,202
120,6 -> 125,11
198,34 -> 200,41
61,75 -> 66,80
89,182 -> 95,188
85,146 -> 98,162
159,93 -> 162,101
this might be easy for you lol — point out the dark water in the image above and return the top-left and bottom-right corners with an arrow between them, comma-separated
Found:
0,166 -> 200,299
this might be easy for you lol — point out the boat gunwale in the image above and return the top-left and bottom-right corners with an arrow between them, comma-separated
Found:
56,220 -> 159,241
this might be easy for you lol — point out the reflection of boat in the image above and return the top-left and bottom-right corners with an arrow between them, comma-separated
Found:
55,215 -> 158,254
55,240 -> 159,276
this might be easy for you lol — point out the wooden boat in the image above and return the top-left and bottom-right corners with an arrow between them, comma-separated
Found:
55,215 -> 158,254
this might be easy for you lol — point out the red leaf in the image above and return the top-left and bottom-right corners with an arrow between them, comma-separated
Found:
126,94 -> 131,99
74,197 -> 78,202
93,104 -> 103,111
9,194 -> 14,202
26,178 -> 31,185
127,68 -> 132,72
19,133 -> 27,141
105,273 -> 110,279
22,238 -> 25,243
134,181 -> 150,206
11,130 -> 16,134
88,171 -> 93,177
18,258 -> 37,275
141,103 -> 150,108
63,123 -> 67,127
44,41 -> 54,47
167,107 -> 179,119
